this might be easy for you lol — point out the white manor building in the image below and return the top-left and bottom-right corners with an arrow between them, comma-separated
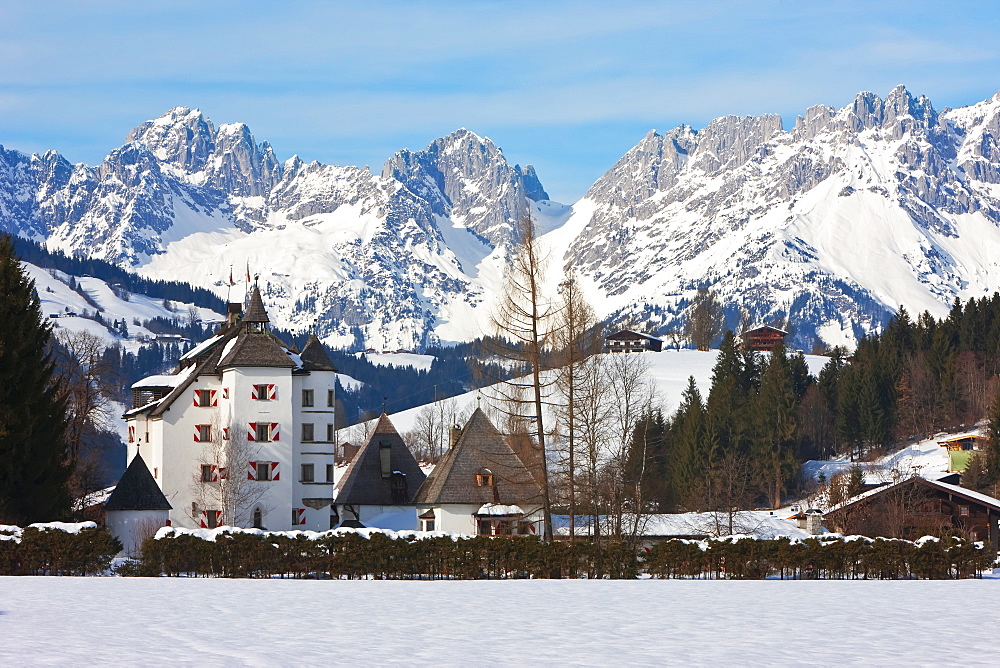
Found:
123,287 -> 338,532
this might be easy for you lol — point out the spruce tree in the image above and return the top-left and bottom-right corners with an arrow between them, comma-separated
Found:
0,234 -> 71,523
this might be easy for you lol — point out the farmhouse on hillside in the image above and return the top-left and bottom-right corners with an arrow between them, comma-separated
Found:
823,475 -> 1000,549
604,330 -> 663,353
121,287 -> 339,532
413,408 -> 544,535
333,413 -> 427,530
740,325 -> 788,352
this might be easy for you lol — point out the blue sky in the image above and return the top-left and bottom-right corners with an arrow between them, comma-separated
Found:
1,1 -> 999,202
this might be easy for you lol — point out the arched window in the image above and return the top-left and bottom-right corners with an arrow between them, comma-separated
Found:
252,507 -> 264,529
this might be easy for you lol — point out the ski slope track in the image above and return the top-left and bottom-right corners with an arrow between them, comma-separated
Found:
3,86 -> 1000,350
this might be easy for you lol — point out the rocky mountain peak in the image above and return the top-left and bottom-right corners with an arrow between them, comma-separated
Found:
126,107 -> 216,173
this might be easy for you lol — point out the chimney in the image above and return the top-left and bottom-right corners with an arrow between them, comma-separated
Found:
379,441 -> 391,479
227,302 -> 242,327
449,425 -> 463,449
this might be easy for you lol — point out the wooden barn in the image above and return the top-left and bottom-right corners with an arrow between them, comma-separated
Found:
824,476 -> 1000,549
740,325 -> 788,352
604,330 -> 663,353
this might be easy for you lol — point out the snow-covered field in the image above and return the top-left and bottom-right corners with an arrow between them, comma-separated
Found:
2,577 -> 999,665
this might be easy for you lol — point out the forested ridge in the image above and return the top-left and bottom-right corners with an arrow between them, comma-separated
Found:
625,296 -> 1000,514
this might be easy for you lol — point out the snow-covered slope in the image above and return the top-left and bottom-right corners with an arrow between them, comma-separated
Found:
24,261 -> 222,351
367,349 -> 828,438
6,86 -> 1000,350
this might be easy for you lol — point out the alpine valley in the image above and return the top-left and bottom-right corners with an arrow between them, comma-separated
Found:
4,84 -> 1000,351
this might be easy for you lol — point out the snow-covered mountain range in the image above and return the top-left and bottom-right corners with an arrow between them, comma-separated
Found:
3,85 -> 1000,350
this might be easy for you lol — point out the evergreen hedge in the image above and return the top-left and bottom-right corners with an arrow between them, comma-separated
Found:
0,523 -> 121,575
140,528 -> 995,580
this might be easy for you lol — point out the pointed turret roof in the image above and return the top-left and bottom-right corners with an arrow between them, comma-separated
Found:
335,414 -> 426,505
414,408 -> 543,507
243,285 -> 270,323
300,335 -> 337,372
105,453 -> 172,511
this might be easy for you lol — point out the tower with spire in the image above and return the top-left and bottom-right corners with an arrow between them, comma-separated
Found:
121,287 -> 339,531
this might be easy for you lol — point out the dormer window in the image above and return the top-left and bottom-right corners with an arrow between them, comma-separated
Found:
476,468 -> 494,487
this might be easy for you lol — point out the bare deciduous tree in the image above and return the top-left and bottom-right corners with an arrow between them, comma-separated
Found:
52,330 -> 120,503
484,213 -> 557,541
553,273 -> 601,541
193,416 -> 272,528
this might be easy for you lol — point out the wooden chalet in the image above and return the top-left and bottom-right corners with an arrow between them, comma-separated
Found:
938,433 -> 988,472
938,433 -> 987,451
740,325 -> 787,352
604,330 -> 663,353
824,476 -> 1000,549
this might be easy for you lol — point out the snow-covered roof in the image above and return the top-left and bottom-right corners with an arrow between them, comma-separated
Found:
179,334 -> 224,361
131,373 -> 186,389
826,476 -> 1000,514
476,503 -> 524,516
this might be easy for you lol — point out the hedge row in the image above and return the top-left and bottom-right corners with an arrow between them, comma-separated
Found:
647,535 -> 995,580
139,528 -> 996,579
139,530 -> 637,579
0,523 -> 121,576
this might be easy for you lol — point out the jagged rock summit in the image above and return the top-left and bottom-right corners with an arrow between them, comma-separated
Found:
4,86 -> 1000,350
558,85 -> 1000,348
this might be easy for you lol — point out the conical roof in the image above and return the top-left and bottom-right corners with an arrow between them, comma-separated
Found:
243,286 -> 270,323
335,414 -> 426,505
105,453 -> 172,511
414,408 -> 543,507
300,335 -> 337,372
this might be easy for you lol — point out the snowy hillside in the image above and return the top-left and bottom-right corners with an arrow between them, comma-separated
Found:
365,349 -> 829,437
24,261 -> 223,351
5,86 -> 1000,350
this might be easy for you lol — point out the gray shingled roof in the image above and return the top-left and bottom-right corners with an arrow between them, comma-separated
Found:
219,331 -> 295,368
300,335 -> 337,372
414,408 -> 543,508
243,286 -> 270,323
105,453 -> 172,511
335,414 -> 427,505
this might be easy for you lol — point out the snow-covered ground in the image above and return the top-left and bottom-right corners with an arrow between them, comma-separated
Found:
803,431 -> 961,489
3,577 -> 1000,664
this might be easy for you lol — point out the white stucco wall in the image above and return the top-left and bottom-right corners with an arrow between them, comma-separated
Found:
106,509 -> 170,558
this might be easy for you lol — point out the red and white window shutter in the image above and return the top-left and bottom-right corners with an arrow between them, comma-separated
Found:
293,508 -> 306,525
193,425 -> 202,442
247,461 -> 257,480
222,427 -> 229,440
128,425 -> 135,443
199,510 -> 222,529
251,385 -> 260,400
247,422 -> 257,441
222,387 -> 229,399
267,384 -> 277,400
270,422 -> 280,441
271,461 -> 280,480
211,390 -> 218,406
209,464 -> 220,482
